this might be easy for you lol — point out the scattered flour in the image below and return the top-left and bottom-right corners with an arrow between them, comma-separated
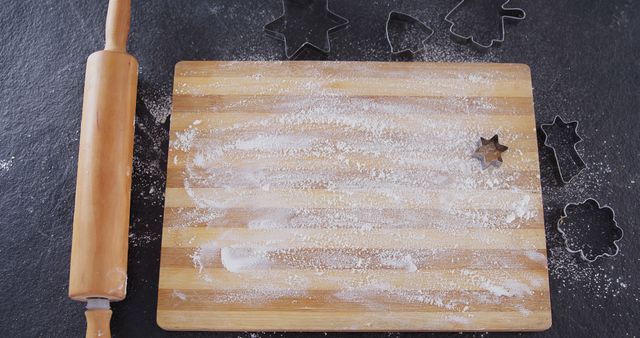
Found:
167,65 -> 546,321
525,250 -> 548,264
141,87 -> 172,124
220,247 -> 271,273
461,269 -> 534,298
540,142 -> 634,305
172,127 -> 198,152
505,194 -> 536,223
379,253 -> 418,272
190,241 -> 220,275
447,314 -> 472,325
128,231 -> 160,248
0,156 -> 14,172
172,290 -> 188,301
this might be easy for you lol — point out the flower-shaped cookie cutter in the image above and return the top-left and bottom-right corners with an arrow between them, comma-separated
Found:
557,199 -> 623,262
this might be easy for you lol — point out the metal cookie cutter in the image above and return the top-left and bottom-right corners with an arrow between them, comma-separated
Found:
558,199 -> 623,262
541,115 -> 587,184
264,0 -> 349,59
444,0 -> 526,49
385,11 -> 434,55
472,134 -> 509,169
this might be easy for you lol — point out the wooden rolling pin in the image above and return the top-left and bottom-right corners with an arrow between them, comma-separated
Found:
68,0 -> 137,337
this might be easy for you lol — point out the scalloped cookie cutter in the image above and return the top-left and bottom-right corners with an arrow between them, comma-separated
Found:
557,199 -> 623,262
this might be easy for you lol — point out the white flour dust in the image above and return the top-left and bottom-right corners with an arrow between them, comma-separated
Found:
172,126 -> 197,152
166,66 -> 546,322
141,86 -> 172,125
0,156 -> 14,173
132,85 -> 172,216
540,139 -> 635,306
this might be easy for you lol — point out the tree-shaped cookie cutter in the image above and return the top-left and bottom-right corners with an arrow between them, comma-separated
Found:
444,0 -> 526,49
385,11 -> 434,55
264,0 -> 349,59
557,199 -> 624,262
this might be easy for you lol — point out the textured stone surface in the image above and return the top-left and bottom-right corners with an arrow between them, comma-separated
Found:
0,0 -> 638,337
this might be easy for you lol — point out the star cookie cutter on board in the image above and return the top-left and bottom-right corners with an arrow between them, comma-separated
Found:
541,115 -> 587,184
264,0 -> 349,59
385,11 -> 434,55
557,199 -> 623,262
472,134 -> 509,169
445,0 -> 526,50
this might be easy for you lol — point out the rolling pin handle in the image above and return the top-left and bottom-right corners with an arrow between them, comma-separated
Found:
104,0 -> 131,52
85,299 -> 112,338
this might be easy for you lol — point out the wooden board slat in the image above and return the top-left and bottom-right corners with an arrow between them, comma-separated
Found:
158,61 -> 551,332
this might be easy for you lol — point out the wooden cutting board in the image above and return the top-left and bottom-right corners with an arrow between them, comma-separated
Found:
158,61 -> 552,332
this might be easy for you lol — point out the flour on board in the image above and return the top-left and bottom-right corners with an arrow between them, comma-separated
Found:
167,66 -> 546,318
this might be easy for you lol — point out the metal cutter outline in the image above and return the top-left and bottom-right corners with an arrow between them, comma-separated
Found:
264,0 -> 349,59
557,199 -> 623,263
444,0 -> 526,49
541,115 -> 587,184
385,11 -> 434,55
472,134 -> 509,170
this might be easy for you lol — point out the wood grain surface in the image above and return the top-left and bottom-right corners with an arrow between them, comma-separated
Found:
158,61 -> 551,332
69,0 -> 137,304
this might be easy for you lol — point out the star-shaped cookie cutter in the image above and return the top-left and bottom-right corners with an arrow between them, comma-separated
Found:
472,135 -> 509,169
264,0 -> 349,59
445,0 -> 526,49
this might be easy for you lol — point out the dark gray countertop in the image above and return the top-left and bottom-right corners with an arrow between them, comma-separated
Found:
1,0 -> 638,337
